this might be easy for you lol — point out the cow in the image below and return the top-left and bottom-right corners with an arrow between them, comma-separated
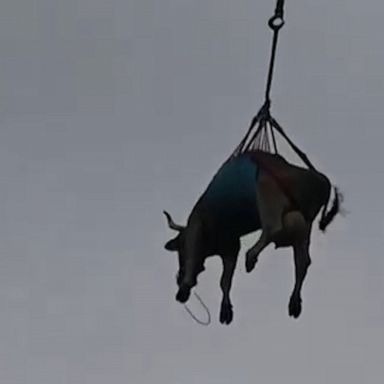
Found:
164,150 -> 340,324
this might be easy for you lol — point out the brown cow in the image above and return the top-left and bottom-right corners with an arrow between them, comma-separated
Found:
164,151 -> 340,324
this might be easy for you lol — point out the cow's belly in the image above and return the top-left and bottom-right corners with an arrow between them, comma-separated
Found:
199,155 -> 260,235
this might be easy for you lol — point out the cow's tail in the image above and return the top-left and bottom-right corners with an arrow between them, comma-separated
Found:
319,186 -> 341,232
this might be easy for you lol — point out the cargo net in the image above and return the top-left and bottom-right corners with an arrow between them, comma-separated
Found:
232,102 -> 278,156
231,101 -> 315,171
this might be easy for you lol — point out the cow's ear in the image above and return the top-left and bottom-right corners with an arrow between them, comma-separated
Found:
164,237 -> 179,252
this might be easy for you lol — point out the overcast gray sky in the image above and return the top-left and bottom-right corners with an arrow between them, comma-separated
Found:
0,0 -> 383,383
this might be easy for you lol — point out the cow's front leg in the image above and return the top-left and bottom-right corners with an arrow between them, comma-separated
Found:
245,231 -> 270,273
289,239 -> 311,319
219,251 -> 238,325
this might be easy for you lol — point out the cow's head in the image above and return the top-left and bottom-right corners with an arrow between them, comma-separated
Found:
163,211 -> 205,304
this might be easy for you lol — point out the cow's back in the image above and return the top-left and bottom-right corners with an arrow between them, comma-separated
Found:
191,150 -> 329,237
195,154 -> 261,236
248,151 -> 330,220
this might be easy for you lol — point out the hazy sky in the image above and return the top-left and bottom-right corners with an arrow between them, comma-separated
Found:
1,0 -> 383,383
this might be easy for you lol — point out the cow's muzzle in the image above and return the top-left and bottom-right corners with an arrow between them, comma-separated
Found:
176,285 -> 191,303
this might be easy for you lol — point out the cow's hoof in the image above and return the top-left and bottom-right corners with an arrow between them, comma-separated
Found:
220,303 -> 233,325
288,295 -> 302,319
245,251 -> 257,273
176,286 -> 191,303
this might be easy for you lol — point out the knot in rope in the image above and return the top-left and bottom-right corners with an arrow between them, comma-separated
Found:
269,0 -> 285,30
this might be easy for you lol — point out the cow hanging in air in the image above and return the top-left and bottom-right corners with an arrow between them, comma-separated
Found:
164,150 -> 340,324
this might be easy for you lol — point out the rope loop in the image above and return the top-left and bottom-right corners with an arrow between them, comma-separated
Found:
269,0 -> 285,30
183,291 -> 211,326
268,15 -> 285,31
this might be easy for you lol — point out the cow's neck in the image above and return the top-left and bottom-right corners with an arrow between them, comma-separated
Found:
183,218 -> 204,288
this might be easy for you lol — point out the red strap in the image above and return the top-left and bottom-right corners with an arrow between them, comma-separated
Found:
250,152 -> 301,213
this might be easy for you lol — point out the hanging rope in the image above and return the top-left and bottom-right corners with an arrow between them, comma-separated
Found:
231,0 -> 316,172
265,0 -> 285,104
183,291 -> 211,326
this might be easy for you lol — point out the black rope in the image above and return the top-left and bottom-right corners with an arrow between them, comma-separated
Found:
264,1 -> 284,102
268,120 -> 278,153
273,0 -> 285,21
270,118 -> 317,171
265,8 -> 284,104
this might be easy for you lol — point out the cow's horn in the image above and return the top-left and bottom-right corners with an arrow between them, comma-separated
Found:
163,211 -> 185,231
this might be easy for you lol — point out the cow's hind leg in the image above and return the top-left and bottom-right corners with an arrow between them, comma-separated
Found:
245,231 -> 270,272
289,233 -> 311,319
246,170 -> 289,272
